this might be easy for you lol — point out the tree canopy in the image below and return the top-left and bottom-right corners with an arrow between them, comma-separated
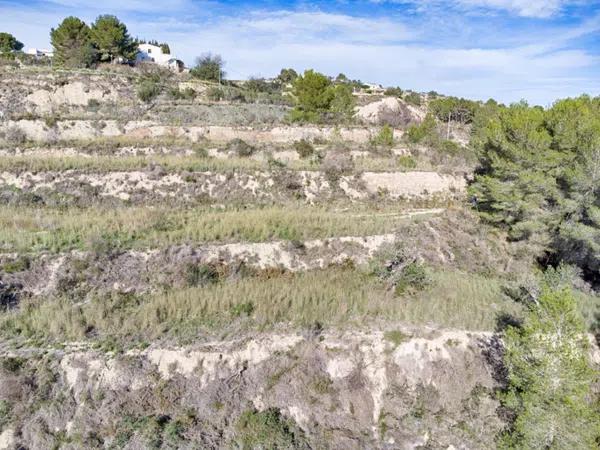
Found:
470,96 -> 600,284
50,17 -> 96,68
290,69 -> 355,123
90,15 -> 137,62
0,32 -> 24,53
190,53 -> 225,82
500,280 -> 600,448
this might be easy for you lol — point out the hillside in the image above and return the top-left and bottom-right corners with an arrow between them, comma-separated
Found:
0,64 -> 598,450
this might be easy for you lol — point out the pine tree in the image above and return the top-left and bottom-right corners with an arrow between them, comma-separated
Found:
0,32 -> 23,53
90,15 -> 137,63
50,17 -> 95,68
500,286 -> 600,448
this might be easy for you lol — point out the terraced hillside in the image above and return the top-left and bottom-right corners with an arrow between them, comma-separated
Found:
0,66 -> 598,450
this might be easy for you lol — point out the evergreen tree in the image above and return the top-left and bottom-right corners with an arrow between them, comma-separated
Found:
90,15 -> 137,62
50,17 -> 95,68
0,32 -> 23,53
500,286 -> 600,448
469,97 -> 600,282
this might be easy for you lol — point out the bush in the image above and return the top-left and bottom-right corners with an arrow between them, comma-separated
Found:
3,126 -> 27,144
398,155 -> 417,169
406,114 -> 437,144
226,138 -> 255,157
321,150 -> 354,180
293,139 -> 314,158
137,80 -> 161,103
371,243 -> 430,295
185,263 -> 222,287
385,87 -> 403,97
404,92 -> 422,106
168,87 -> 196,100
206,86 -> 225,102
190,53 -> 225,82
233,408 -> 309,449
371,124 -> 394,147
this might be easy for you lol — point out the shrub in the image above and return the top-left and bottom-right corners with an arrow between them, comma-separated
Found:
371,124 -> 394,147
385,87 -> 403,97
87,98 -> 101,109
168,87 -> 196,100
185,263 -> 222,287
4,126 -> 27,144
226,138 -> 255,157
293,139 -> 314,158
137,80 -> 161,103
371,244 -> 431,295
233,408 -> 308,449
321,150 -> 354,181
398,155 -> 417,169
206,86 -> 224,102
404,92 -> 422,106
43,114 -> 59,128
406,114 -> 438,144
190,53 -> 225,82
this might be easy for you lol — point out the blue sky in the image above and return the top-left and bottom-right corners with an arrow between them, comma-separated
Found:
1,0 -> 599,104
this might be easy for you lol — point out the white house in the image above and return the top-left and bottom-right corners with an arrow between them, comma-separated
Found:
136,43 -> 184,71
25,48 -> 53,58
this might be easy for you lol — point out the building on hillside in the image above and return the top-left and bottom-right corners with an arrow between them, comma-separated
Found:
135,43 -> 185,72
25,48 -> 53,58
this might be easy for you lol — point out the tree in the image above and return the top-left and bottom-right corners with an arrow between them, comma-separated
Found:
190,53 -> 225,82
329,83 -> 355,121
50,17 -> 96,68
499,285 -> 600,448
469,96 -> 600,283
290,70 -> 334,122
90,15 -> 137,62
277,68 -> 298,84
0,32 -> 23,53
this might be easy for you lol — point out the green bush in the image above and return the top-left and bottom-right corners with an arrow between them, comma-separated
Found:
371,244 -> 431,295
185,263 -> 222,287
404,92 -> 422,106
136,80 -> 161,103
226,138 -> 255,157
206,86 -> 225,101
406,114 -> 437,144
190,53 -> 225,82
168,87 -> 196,100
371,124 -> 394,147
385,87 -> 403,97
398,155 -> 417,169
293,139 -> 315,158
233,408 -> 309,449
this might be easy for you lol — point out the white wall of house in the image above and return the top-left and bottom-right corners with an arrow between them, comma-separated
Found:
136,44 -> 171,65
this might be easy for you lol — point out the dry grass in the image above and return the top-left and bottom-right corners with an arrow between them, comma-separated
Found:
0,268 -> 526,345
0,204 -> 433,253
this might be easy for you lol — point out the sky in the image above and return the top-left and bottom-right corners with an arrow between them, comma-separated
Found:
0,0 -> 599,104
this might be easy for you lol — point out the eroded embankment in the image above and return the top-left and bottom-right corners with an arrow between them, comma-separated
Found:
1,120 -> 402,144
0,328 -> 505,449
1,233 -> 398,297
0,169 -> 466,204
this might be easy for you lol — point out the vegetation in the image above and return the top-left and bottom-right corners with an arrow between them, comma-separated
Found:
0,32 -> 23,53
233,408 -> 308,449
50,16 -> 96,68
500,282 -> 600,448
277,68 -> 299,84
289,69 -> 355,123
470,96 -> 600,285
90,15 -> 137,62
190,53 -> 225,82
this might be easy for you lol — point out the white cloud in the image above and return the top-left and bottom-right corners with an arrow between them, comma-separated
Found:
0,4 -> 597,104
